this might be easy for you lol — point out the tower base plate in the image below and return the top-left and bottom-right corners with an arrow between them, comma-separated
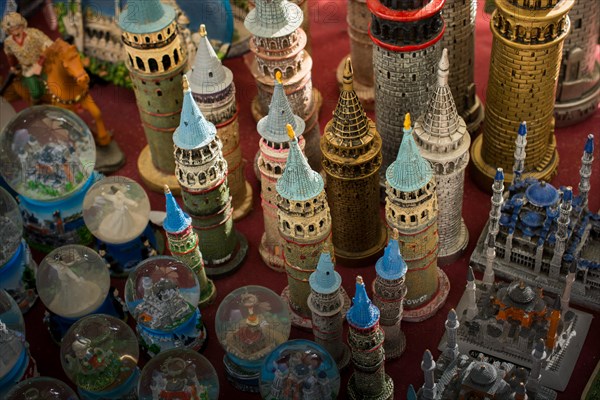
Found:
464,95 -> 485,135
438,219 -> 469,266
203,231 -> 249,278
137,145 -> 180,195
232,181 -> 254,222
403,268 -> 450,322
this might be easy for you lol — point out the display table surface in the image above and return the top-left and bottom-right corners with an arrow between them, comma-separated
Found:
2,1 -> 599,398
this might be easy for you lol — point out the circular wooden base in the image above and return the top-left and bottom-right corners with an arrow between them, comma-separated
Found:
336,54 -> 375,111
259,233 -> 286,272
348,373 -> 394,400
465,95 -> 485,135
204,231 -> 249,278
250,87 -> 323,123
334,224 -> 388,267
438,219 -> 469,266
403,268 -> 450,323
232,181 -> 254,222
137,145 -> 181,195
281,285 -> 351,330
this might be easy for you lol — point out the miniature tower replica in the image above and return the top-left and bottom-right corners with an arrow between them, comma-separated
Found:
346,276 -> 394,400
555,0 -> 600,126
322,58 -> 387,266
244,0 -> 322,170
173,77 -> 248,277
187,25 -> 252,221
307,248 -> 351,370
527,339 -> 547,394
119,0 -> 188,193
549,187 -> 572,280
257,72 -> 306,271
419,350 -> 437,400
385,114 -> 449,322
368,0 -> 445,182
470,0 -> 575,190
442,309 -> 460,363
414,49 -> 471,264
561,263 -> 577,312
372,229 -> 408,359
163,185 -> 216,308
465,267 -> 478,321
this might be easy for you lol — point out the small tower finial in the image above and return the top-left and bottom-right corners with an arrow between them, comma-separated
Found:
437,48 -> 450,86
164,184 -> 171,194
342,57 -> 354,90
356,275 -> 364,285
391,228 -> 399,240
199,24 -> 207,37
404,113 -> 411,131
275,70 -> 283,84
182,74 -> 190,91
286,123 -> 296,141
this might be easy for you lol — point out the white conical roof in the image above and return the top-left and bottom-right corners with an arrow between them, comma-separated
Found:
187,25 -> 233,95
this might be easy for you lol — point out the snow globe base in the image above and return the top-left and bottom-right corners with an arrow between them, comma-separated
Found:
0,240 -> 37,313
0,347 -> 38,398
223,354 -> 260,393
78,367 -> 140,400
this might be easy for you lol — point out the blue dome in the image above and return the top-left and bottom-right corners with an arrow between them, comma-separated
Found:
520,211 -> 545,228
525,182 -> 559,208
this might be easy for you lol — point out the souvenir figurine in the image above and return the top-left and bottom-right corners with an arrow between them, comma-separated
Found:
124,256 -> 206,357
0,186 -> 36,312
215,285 -> 291,392
36,245 -> 123,343
259,339 -> 341,400
60,314 -> 139,400
83,176 -> 160,278
470,0 -> 574,190
6,376 -> 79,400
137,348 -> 219,400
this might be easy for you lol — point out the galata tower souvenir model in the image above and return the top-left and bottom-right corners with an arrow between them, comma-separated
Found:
372,229 -> 408,359
470,0 -> 575,190
244,0 -> 322,171
414,49 -> 471,264
173,77 -> 248,278
187,24 -> 252,221
307,248 -> 351,370
555,0 -> 600,126
322,58 -> 387,266
384,114 -> 449,322
163,185 -> 217,308
257,72 -> 306,272
118,0 -> 188,193
367,0 -> 445,183
346,276 -> 394,400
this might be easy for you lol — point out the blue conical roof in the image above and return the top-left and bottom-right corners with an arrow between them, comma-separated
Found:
309,250 -> 341,295
375,232 -> 407,280
118,0 -> 176,34
173,77 -> 217,150
346,276 -> 380,329
518,121 -> 527,136
163,186 -> 191,234
407,384 -> 417,400
257,74 -> 305,143
585,134 -> 594,154
495,168 -> 504,182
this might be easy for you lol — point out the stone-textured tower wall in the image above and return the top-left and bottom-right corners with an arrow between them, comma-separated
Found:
347,0 -> 373,88
436,167 -> 467,249
372,275 -> 406,358
308,290 -> 347,366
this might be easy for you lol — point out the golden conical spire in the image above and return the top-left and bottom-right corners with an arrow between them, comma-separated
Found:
404,113 -> 411,131
276,70 -> 283,84
182,74 -> 190,91
164,184 -> 171,194
286,123 -> 295,140
342,57 -> 354,92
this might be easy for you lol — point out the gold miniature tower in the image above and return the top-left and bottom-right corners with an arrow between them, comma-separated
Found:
470,0 -> 574,190
322,58 -> 386,266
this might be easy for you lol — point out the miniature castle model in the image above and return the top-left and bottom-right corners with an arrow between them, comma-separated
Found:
346,276 -> 394,400
470,0 -> 575,189
119,0 -> 188,192
322,58 -> 386,266
308,249 -> 351,370
414,49 -> 471,264
257,72 -> 306,272
136,277 -> 193,330
163,185 -> 216,308
173,77 -> 248,277
244,0 -> 322,171
368,0 -> 445,182
384,114 -> 449,322
187,24 -> 252,221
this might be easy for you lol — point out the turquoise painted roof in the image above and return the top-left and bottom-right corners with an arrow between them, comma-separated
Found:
309,250 -> 341,295
257,78 -> 304,143
386,127 -> 433,192
118,0 -> 176,34
173,78 -> 217,150
375,235 -> 407,280
276,133 -> 323,201
407,385 -> 417,400
163,187 -> 191,234
346,277 -> 380,329
244,0 -> 303,38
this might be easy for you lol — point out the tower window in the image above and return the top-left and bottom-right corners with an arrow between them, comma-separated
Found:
162,55 -> 172,71
136,57 -> 145,71
149,58 -> 159,73
209,72 -> 213,78
156,90 -> 162,96
174,49 -> 180,65
145,36 -> 150,43
158,34 -> 163,41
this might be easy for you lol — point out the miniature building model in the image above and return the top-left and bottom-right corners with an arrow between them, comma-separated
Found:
257,72 -> 306,272
385,114 -> 449,322
368,0 -> 445,182
173,77 -> 248,277
322,58 -> 386,266
414,49 -> 471,264
470,0 -> 575,189
346,276 -> 394,400
187,25 -> 252,221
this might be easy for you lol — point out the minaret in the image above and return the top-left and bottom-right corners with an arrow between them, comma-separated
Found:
257,72 -> 306,271
278,125 -> 334,329
187,25 -> 252,221
119,0 -> 188,192
527,338 -> 547,394
550,187 -> 572,279
414,48 -> 471,264
308,248 -> 351,370
482,232 -> 496,287
407,384 -> 417,400
372,229 -> 407,359
579,134 -> 595,210
471,0 -> 574,190
346,276 -> 394,400
173,77 -> 248,277
465,266 -> 478,321
546,296 -> 561,349
489,168 -> 505,238
561,262 -> 577,312
444,309 -> 460,363
420,349 -> 437,400
385,114 -> 449,322
322,58 -> 386,266
163,185 -> 216,308
513,122 -> 528,186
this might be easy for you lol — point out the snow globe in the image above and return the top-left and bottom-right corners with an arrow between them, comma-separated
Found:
36,245 -> 124,342
0,106 -> 97,252
0,289 -> 38,397
215,285 -> 291,392
6,377 -> 79,400
0,187 -> 36,312
137,348 -> 219,400
61,314 -> 140,400
83,176 -> 160,278
259,339 -> 341,400
125,256 -> 206,357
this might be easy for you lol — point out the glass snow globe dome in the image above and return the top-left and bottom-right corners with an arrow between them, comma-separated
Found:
0,288 -> 25,335
37,245 -> 110,318
6,377 -> 79,400
0,187 -> 22,266
216,286 -> 291,369
83,176 -> 151,244
259,339 -> 341,399
0,289 -> 26,381
0,106 -> 95,201
125,256 -> 200,332
138,348 -> 219,400
60,314 -> 139,394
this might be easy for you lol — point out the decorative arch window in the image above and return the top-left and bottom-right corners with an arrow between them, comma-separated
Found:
136,57 -> 145,71
162,55 -> 171,71
148,58 -> 159,73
